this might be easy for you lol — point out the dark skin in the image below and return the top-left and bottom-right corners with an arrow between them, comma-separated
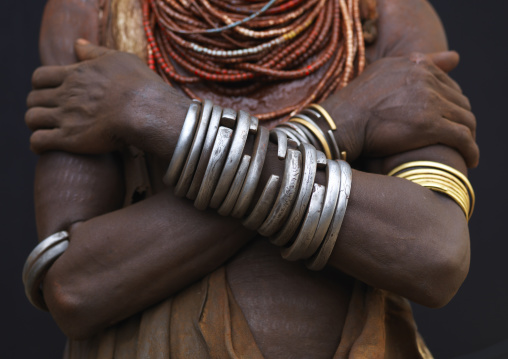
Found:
26,0 -> 478,358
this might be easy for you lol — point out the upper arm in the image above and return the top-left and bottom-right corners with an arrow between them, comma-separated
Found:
366,0 -> 448,61
40,0 -> 102,65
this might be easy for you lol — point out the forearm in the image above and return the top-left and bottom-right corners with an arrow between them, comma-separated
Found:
43,187 -> 255,339
329,146 -> 470,307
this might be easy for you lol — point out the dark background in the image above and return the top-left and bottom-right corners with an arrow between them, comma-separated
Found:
2,1 -> 507,358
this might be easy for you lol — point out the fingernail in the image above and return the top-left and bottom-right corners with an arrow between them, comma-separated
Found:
76,38 -> 90,45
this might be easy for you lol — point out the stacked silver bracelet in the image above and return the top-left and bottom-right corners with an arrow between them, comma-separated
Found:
164,99 -> 352,271
22,231 -> 70,311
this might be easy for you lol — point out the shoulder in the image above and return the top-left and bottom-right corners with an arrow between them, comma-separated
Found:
366,0 -> 448,61
40,0 -> 102,65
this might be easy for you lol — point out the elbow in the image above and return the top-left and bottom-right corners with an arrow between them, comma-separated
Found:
43,266 -> 105,340
410,231 -> 470,308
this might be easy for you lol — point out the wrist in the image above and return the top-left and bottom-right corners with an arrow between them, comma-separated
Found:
122,81 -> 192,160
321,94 -> 364,163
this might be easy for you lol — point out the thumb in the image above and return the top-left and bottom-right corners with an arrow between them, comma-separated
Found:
426,50 -> 460,73
75,38 -> 113,61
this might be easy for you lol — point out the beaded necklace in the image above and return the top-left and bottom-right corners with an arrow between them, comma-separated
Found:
143,0 -> 371,121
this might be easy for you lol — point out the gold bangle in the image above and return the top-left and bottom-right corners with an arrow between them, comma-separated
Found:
290,117 -> 333,159
388,161 -> 475,220
405,175 -> 470,208
411,180 -> 469,218
396,169 -> 469,196
409,178 -> 470,215
306,103 -> 337,130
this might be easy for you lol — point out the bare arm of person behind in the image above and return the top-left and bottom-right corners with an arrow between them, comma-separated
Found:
26,0 -> 478,339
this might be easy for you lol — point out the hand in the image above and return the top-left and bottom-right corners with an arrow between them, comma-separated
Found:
322,51 -> 479,168
25,39 -> 184,154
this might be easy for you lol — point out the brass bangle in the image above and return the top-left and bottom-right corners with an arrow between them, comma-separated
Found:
410,178 -> 469,214
388,161 -> 475,220
412,180 -> 469,218
406,175 -> 469,208
396,169 -> 469,194
290,117 -> 332,159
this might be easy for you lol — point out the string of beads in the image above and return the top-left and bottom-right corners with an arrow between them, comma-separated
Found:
143,0 -> 373,121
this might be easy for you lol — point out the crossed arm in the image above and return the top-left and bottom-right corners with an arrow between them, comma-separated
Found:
27,0 -> 478,339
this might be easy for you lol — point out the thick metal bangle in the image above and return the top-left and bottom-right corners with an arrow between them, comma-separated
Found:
291,121 -> 322,150
163,100 -> 201,186
22,231 -> 69,283
281,183 -> 326,260
270,143 -> 317,246
194,127 -> 233,210
290,115 -> 332,159
231,126 -> 270,218
258,149 -> 302,237
276,127 -> 301,146
327,129 -> 342,160
174,99 -> 213,197
249,116 -> 259,134
187,105 -> 223,200
218,154 -> 251,216
306,103 -> 337,130
210,110 -> 251,208
302,160 -> 341,258
269,129 -> 288,160
24,237 -> 70,311
277,123 -> 308,145
306,160 -> 352,271
242,174 -> 281,230
316,150 -> 327,168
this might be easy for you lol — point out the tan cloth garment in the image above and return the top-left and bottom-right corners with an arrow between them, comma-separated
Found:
64,267 -> 432,359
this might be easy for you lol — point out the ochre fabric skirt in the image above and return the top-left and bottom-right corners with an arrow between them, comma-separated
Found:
64,267 -> 433,359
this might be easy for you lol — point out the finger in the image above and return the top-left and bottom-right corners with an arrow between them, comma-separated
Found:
441,100 -> 476,137
437,120 -> 480,168
32,66 -> 68,89
75,38 -> 113,61
431,83 -> 471,111
429,64 -> 463,93
29,128 -> 66,154
25,107 -> 60,131
427,51 -> 460,73
26,88 -> 60,108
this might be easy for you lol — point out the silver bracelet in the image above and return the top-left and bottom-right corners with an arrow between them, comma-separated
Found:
174,99 -> 213,197
291,121 -> 321,150
23,231 -> 70,311
242,174 -> 280,230
163,100 -> 201,186
269,129 -> 289,160
194,126 -> 233,210
275,127 -> 301,146
231,126 -> 270,218
218,154 -> 252,216
186,105 -> 223,200
258,149 -> 302,237
302,160 -> 341,258
209,110 -> 251,208
270,143 -> 317,246
306,160 -> 352,271
277,123 -> 308,145
280,183 -> 326,261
